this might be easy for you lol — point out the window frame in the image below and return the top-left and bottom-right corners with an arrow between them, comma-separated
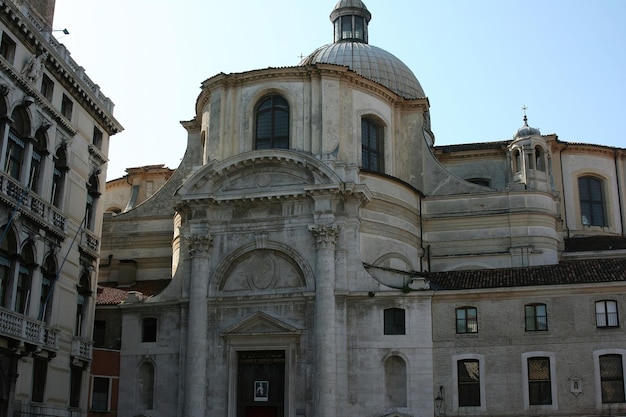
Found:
31,357 -> 48,403
142,317 -> 158,342
61,94 -> 73,120
525,303 -> 548,332
91,376 -> 111,411
383,307 -> 406,335
527,357 -> 552,405
522,351 -> 558,410
452,354 -> 486,412
361,117 -> 384,173
0,33 -> 16,64
254,94 -> 289,150
594,350 -> 626,406
40,73 -> 54,101
456,306 -> 478,334
457,359 -> 481,407
578,175 -> 607,227
596,300 -> 619,328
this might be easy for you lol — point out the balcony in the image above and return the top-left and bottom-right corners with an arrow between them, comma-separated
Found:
0,172 -> 67,237
71,336 -> 93,362
0,308 -> 58,350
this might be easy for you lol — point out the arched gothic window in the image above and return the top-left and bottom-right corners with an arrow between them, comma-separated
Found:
255,94 -> 289,150
15,243 -> 35,314
29,129 -> 48,193
51,147 -> 68,208
39,253 -> 56,322
361,117 -> 383,173
5,107 -> 29,181
0,225 -> 17,308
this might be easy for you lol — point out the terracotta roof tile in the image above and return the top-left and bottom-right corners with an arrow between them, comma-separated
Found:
96,280 -> 171,305
425,258 -> 626,290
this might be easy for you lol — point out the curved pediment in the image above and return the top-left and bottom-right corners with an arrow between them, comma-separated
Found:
176,150 -> 343,202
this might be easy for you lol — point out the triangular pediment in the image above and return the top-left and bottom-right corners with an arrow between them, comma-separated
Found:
223,311 -> 301,337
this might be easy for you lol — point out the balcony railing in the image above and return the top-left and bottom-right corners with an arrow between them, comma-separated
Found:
0,308 -> 58,350
0,172 -> 67,235
71,337 -> 93,361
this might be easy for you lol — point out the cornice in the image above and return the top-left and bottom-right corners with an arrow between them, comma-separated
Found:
195,64 -> 430,117
0,0 -> 123,135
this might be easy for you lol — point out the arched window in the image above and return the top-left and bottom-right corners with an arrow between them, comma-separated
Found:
255,94 -> 289,150
85,171 -> 100,231
15,243 -> 35,314
138,362 -> 155,411
361,117 -> 383,173
578,176 -> 606,227
51,147 -> 68,208
5,107 -> 29,181
535,146 -> 546,171
29,129 -> 48,193
384,356 -> 407,408
513,149 -> 522,173
0,225 -> 17,308
39,253 -> 56,322
75,268 -> 91,336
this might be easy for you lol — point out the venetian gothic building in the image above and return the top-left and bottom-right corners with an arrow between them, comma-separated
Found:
0,0 -> 122,415
94,1 -> 626,417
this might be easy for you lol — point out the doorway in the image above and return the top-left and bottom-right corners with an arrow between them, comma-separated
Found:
237,350 -> 285,417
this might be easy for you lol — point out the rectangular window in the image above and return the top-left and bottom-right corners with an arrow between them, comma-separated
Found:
69,366 -> 82,408
61,94 -> 73,120
93,320 -> 106,347
142,317 -> 157,342
0,33 -> 16,64
383,308 -> 406,335
456,307 -> 478,333
579,176 -> 606,227
6,131 -> 25,180
92,126 -> 103,149
458,359 -> 480,406
600,354 -> 625,403
525,304 -> 548,331
91,377 -> 110,411
528,357 -> 552,405
31,358 -> 48,402
40,73 -> 54,101
596,300 -> 619,328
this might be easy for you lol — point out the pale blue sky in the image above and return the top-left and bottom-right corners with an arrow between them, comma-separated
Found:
53,0 -> 626,180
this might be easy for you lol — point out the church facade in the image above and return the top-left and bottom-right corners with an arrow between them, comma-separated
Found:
95,1 -> 625,417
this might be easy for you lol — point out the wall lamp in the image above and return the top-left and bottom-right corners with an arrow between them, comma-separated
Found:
434,385 -> 445,416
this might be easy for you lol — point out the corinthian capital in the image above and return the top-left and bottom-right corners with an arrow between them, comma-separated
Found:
308,224 -> 340,250
185,233 -> 213,257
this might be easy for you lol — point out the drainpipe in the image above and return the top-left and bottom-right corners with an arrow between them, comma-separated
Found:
615,149 -> 625,235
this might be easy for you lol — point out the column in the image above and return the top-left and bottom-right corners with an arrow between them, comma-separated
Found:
183,231 -> 212,417
308,223 -> 339,417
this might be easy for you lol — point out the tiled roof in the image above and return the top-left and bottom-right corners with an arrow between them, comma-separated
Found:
96,280 -> 171,305
425,258 -> 626,290
434,140 -> 511,153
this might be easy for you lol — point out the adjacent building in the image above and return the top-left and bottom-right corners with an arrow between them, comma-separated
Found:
0,0 -> 122,415
94,1 -> 625,416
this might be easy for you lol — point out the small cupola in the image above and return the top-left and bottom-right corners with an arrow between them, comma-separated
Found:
330,0 -> 372,43
513,114 -> 541,140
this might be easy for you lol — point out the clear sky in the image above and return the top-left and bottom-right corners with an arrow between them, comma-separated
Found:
52,0 -> 626,180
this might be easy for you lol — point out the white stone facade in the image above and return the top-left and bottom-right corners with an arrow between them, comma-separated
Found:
96,1 -> 625,417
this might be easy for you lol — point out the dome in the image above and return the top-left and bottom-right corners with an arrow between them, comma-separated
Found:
299,1 -> 425,99
514,115 -> 541,139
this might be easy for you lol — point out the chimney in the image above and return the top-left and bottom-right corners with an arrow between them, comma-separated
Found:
13,0 -> 56,31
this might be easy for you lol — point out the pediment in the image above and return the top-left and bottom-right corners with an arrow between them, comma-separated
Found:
176,150 -> 343,202
223,311 -> 301,337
